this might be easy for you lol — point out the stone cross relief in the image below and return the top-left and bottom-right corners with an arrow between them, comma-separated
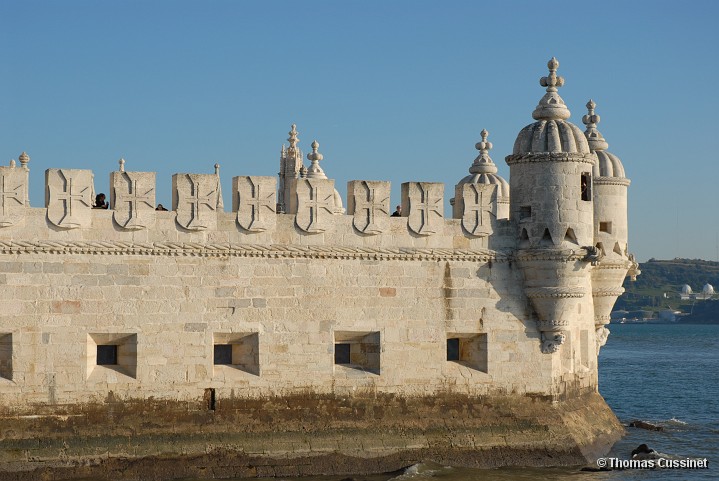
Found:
294,179 -> 335,234
348,180 -> 390,235
403,182 -> 443,236
234,176 -> 276,233
461,183 -> 496,237
0,167 -> 27,227
111,171 -> 156,230
46,169 -> 94,229
173,173 -> 219,231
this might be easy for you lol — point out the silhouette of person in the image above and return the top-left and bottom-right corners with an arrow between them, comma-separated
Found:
93,193 -> 108,209
391,205 -> 402,217
155,204 -> 168,211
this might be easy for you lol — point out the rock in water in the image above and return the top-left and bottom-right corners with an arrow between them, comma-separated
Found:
629,420 -> 664,431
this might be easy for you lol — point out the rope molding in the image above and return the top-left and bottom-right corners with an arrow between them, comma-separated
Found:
0,240 -> 507,262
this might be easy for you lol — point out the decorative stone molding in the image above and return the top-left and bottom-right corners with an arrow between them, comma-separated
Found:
402,182 -> 443,236
234,176 -> 276,233
505,152 -> 596,166
594,177 -> 631,187
513,248 -> 590,262
173,173 -> 221,231
45,169 -> 94,229
0,239 -> 502,262
536,319 -> 569,354
460,183 -> 495,238
525,287 -> 585,299
111,170 -> 156,230
0,164 -> 28,227
591,287 -> 625,297
347,180 -> 390,235
596,326 -> 610,350
293,178 -> 336,234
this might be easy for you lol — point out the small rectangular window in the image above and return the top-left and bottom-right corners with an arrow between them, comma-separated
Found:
519,206 -> 531,220
599,221 -> 612,233
97,345 -> 118,365
446,338 -> 460,361
581,173 -> 591,201
213,344 -> 233,365
334,343 -> 351,364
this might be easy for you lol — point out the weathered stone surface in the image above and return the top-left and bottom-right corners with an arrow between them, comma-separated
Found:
347,180 -> 390,235
172,173 -> 221,231
0,164 -> 27,227
460,183 -> 496,237
402,182 -> 443,236
292,178 -> 336,233
111,170 -> 156,230
233,176 -> 276,233
45,168 -> 94,229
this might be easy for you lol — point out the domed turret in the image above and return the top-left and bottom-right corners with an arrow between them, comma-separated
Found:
452,129 -> 509,222
506,58 -> 596,354
506,58 -> 595,249
702,284 -> 714,295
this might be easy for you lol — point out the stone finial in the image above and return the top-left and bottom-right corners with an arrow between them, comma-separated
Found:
214,163 -> 220,175
288,124 -> 299,149
582,99 -> 609,151
281,144 -> 287,157
299,165 -> 308,179
9,159 -> 16,168
119,158 -> 126,172
305,140 -> 327,179
19,151 -> 29,168
469,129 -> 498,175
532,57 -> 571,121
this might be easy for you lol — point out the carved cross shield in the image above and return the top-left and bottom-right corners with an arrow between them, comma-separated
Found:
348,180 -> 390,235
403,182 -> 443,236
46,169 -> 94,229
112,171 -> 155,230
234,176 -> 276,232
461,183 -> 496,237
0,166 -> 27,228
173,173 -> 219,231
294,179 -> 335,233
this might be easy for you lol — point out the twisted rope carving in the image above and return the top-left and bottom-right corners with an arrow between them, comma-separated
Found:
0,240 -> 504,262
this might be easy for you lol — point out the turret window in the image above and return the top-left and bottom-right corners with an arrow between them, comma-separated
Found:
519,206 -> 531,220
581,173 -> 591,201
599,221 -> 612,233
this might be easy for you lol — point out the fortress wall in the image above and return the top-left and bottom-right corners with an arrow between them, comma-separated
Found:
0,208 -> 582,409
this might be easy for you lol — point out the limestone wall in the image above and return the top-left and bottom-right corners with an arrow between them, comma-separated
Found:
0,198 -> 598,408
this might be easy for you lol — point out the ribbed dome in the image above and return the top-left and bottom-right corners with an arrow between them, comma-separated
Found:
702,284 -> 715,295
512,120 -> 590,155
681,284 -> 693,295
458,172 -> 510,198
594,150 -> 626,178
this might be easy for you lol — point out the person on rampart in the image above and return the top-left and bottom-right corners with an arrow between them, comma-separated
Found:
93,193 -> 108,209
391,205 -> 401,217
155,203 -> 168,211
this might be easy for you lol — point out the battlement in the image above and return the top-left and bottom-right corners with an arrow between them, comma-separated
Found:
0,160 -> 511,252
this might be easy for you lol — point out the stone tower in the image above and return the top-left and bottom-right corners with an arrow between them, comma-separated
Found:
506,58 -> 597,354
584,100 -> 637,348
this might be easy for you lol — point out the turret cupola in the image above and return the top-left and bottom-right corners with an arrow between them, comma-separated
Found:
513,58 -> 590,155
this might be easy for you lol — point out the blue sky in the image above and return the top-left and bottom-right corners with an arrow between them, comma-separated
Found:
3,0 -> 718,262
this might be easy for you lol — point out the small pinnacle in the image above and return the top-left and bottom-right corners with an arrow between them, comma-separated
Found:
19,151 -> 30,166
214,163 -> 220,175
119,158 -> 126,172
9,159 -> 16,168
469,129 -> 497,175
532,57 -> 571,121
305,140 -> 327,179
288,124 -> 299,149
582,99 -> 608,151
